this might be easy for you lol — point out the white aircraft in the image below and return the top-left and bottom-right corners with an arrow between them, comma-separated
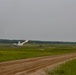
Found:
13,40 -> 28,46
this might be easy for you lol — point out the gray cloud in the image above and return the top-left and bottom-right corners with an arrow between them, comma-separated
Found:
0,0 -> 76,41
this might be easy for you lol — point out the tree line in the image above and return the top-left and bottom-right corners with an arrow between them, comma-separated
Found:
0,39 -> 76,44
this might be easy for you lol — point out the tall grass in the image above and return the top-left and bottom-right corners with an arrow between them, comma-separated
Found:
47,59 -> 76,75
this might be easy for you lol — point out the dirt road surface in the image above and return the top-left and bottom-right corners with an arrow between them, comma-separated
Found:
0,53 -> 76,75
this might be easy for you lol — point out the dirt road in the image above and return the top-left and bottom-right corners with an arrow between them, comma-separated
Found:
0,53 -> 76,75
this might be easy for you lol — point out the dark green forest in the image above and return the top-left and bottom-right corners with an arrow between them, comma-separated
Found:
0,39 -> 76,44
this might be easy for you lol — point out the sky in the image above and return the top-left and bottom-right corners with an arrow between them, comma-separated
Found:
0,0 -> 76,41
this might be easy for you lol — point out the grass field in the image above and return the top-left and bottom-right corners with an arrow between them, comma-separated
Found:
0,44 -> 76,62
47,59 -> 76,75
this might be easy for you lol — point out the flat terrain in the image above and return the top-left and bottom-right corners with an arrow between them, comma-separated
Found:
0,44 -> 76,62
0,53 -> 76,75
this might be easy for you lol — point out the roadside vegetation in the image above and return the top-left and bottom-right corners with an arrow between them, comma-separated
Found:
47,59 -> 76,75
0,44 -> 76,62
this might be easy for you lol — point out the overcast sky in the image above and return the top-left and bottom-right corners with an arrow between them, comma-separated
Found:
0,0 -> 76,41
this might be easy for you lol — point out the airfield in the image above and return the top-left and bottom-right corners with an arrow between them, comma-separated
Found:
0,43 -> 76,75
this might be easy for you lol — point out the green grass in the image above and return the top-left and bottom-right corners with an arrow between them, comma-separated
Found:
0,44 -> 76,62
47,59 -> 76,75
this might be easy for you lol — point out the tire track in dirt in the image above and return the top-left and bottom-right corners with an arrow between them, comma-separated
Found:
0,53 -> 76,75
